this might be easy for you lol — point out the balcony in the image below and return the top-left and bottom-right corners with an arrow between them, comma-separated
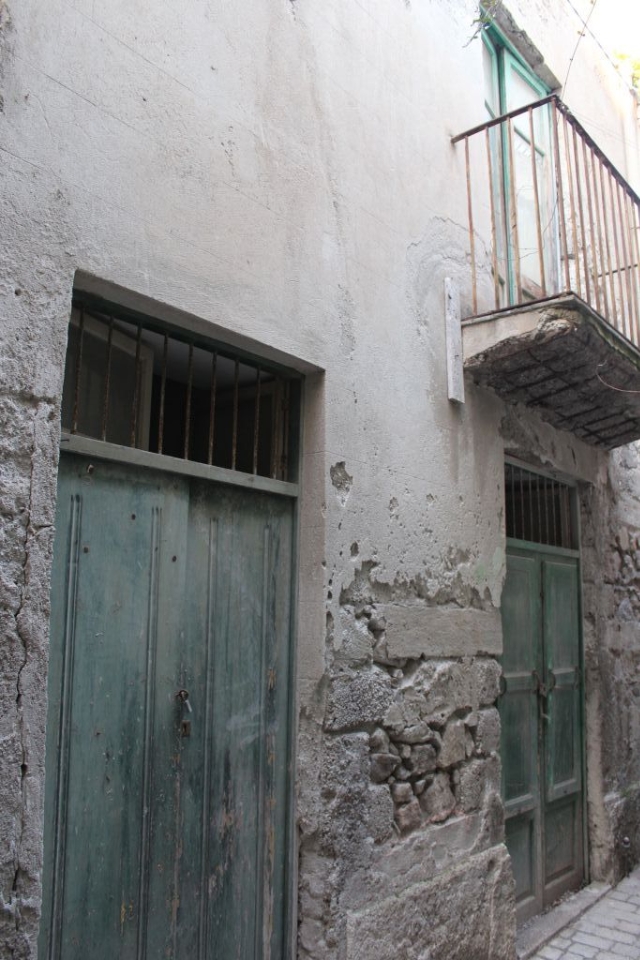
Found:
453,95 -> 640,449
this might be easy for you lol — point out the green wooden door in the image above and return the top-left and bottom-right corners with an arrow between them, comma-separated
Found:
500,546 -> 583,924
40,452 -> 294,959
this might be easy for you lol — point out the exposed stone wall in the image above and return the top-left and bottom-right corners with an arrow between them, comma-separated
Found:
581,444 -> 640,883
296,552 -> 515,959
1,90 -> 73,953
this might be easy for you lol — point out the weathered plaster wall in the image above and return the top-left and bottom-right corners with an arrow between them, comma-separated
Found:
1,0 -> 639,957
580,443 -> 640,884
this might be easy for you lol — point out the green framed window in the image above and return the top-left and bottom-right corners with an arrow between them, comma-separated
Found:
481,28 -> 558,305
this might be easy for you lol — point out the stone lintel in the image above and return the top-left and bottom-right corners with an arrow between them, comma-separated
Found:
381,603 -> 502,658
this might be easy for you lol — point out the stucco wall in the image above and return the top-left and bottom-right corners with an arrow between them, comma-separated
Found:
1,0 -> 639,957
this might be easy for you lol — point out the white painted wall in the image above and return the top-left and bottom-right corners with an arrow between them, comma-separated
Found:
1,0 -> 639,955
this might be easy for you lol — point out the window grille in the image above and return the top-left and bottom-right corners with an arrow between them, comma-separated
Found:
505,462 -> 575,549
61,299 -> 300,482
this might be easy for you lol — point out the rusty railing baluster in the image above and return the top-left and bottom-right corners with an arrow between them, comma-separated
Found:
485,127 -> 501,309
599,160 -> 617,330
616,179 -> 633,340
572,125 -> 590,304
608,169 -> 626,336
551,100 -> 570,293
590,148 -> 609,323
624,190 -> 640,345
506,118 -> 522,304
464,136 -> 478,315
582,137 -> 600,314
563,114 -> 581,297
528,107 -> 546,296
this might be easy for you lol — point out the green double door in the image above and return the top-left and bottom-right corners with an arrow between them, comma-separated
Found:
500,546 -> 584,924
40,452 -> 294,959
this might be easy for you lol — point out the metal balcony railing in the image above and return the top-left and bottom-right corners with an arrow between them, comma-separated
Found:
452,94 -> 640,348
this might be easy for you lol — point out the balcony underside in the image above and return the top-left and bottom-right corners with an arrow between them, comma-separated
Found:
462,295 -> 640,450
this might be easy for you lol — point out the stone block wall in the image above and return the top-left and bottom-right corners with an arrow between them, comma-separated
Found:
581,444 -> 640,883
296,554 -> 516,960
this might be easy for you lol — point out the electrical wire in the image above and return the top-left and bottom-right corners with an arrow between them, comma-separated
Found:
562,0 -> 601,96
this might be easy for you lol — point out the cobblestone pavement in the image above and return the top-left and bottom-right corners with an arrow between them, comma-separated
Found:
530,870 -> 640,960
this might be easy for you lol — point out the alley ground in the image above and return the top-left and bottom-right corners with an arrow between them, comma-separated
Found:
521,868 -> 640,959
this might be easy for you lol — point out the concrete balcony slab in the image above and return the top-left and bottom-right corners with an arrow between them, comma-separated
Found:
462,295 -> 640,449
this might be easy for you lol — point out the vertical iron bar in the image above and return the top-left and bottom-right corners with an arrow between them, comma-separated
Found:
582,138 -> 600,314
617,180 -> 633,340
130,325 -> 142,448
527,471 -> 534,543
519,467 -> 525,542
183,343 -> 194,460
609,170 -> 626,337
562,487 -> 571,549
552,101 -> 570,292
270,381 -> 278,481
208,352 -> 217,467
158,334 -> 168,455
506,119 -> 522,303
510,466 -> 516,539
535,473 -> 542,543
231,359 -> 239,471
629,197 -> 640,346
551,479 -> 558,546
528,107 -> 546,296
71,305 -> 85,435
563,115 -> 581,297
281,380 -> 290,481
572,125 -> 591,305
599,161 -> 617,330
485,127 -> 501,310
253,368 -> 261,476
623,191 -> 640,345
101,317 -> 114,442
464,137 -> 478,315
590,151 -> 609,323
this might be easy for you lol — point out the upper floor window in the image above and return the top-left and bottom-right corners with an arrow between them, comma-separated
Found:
481,28 -> 557,304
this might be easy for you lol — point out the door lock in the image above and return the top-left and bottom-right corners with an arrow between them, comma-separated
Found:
532,670 -> 547,699
176,689 -> 193,713
176,689 -> 192,738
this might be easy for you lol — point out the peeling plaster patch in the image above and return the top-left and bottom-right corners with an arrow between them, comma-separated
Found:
330,461 -> 353,505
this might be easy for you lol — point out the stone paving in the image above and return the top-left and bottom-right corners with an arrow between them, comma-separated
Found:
530,869 -> 640,960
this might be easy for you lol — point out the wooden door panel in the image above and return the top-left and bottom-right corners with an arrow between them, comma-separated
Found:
502,546 -> 584,925
543,559 -> 581,803
542,557 -> 583,903
505,812 -> 539,914
41,454 -> 294,960
41,455 -> 189,960
500,554 -> 541,818
193,485 -> 293,960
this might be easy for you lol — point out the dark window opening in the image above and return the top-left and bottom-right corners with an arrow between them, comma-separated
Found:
61,299 -> 300,482
505,462 -> 575,549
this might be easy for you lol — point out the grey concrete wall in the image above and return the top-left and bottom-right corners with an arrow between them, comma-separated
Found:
0,0 -> 639,957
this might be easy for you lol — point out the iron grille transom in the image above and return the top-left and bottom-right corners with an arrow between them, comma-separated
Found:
61,298 -> 300,483
505,462 -> 575,549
